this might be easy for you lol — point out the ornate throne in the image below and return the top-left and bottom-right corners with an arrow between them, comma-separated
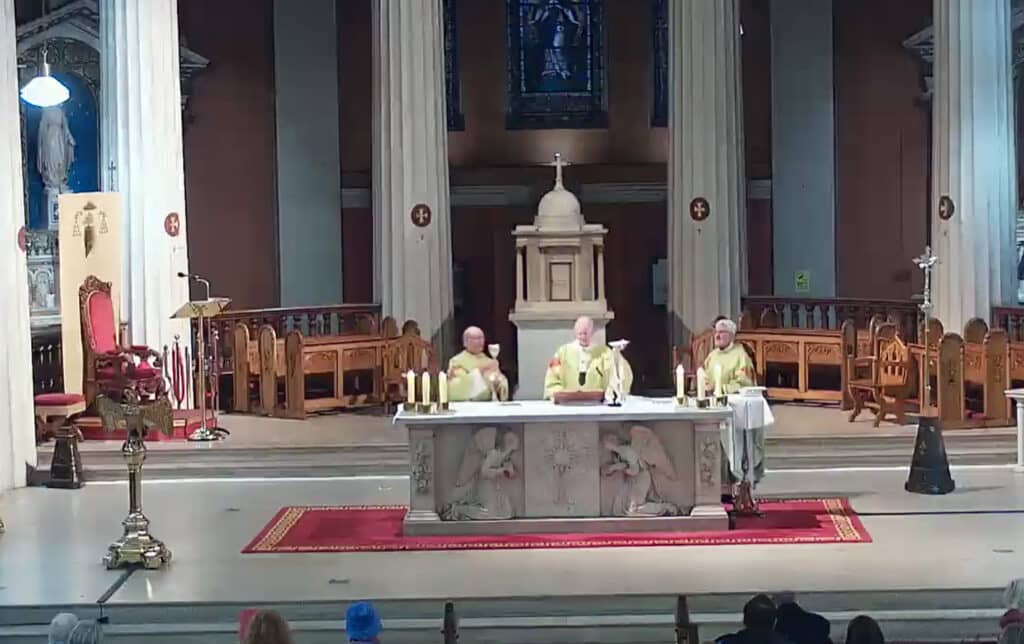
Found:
80,275 -> 166,405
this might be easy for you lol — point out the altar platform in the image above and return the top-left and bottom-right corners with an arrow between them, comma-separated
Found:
0,466 -> 1020,643
32,403 -> 1018,483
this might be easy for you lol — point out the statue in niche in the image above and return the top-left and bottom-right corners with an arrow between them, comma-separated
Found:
528,0 -> 582,88
37,106 -> 76,226
30,268 -> 55,309
441,427 -> 520,521
602,426 -> 680,517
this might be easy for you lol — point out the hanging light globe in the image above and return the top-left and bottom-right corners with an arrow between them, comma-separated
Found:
20,57 -> 70,108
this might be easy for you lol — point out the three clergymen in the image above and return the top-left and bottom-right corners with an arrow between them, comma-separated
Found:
444,314 -> 754,402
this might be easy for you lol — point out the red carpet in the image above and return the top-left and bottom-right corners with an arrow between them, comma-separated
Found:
242,498 -> 870,554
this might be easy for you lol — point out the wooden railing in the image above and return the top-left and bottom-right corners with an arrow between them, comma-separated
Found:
741,296 -> 920,341
195,303 -> 382,372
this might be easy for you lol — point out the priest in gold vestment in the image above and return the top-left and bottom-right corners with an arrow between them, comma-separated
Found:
701,318 -> 754,395
447,326 -> 509,401
543,316 -> 633,399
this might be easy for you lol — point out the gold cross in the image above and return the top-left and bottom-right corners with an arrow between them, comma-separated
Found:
167,215 -> 180,235
693,202 -> 707,217
412,206 -> 429,226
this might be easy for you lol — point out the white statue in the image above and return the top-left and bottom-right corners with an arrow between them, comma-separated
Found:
37,106 -> 75,192
442,427 -> 520,521
603,426 -> 679,517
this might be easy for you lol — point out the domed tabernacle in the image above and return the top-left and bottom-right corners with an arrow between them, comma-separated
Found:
534,153 -> 583,229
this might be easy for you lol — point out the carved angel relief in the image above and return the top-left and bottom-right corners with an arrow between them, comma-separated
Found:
441,427 -> 520,521
602,425 -> 679,516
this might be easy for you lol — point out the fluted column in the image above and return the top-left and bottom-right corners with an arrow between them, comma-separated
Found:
101,0 -> 191,352
667,0 -> 747,344
931,0 -> 1017,331
372,0 -> 454,354
0,0 -> 37,492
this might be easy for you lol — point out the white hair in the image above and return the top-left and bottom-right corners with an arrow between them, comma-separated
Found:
714,319 -> 738,336
48,613 -> 79,644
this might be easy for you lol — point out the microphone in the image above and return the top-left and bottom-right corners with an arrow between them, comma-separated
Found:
177,272 -> 211,300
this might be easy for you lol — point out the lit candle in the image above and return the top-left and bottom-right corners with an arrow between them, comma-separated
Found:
714,364 -> 723,398
406,370 -> 416,405
675,365 -> 685,399
696,367 -> 706,400
438,371 -> 448,404
421,371 -> 431,405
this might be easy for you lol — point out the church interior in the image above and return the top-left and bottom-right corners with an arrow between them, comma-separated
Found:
3,0 -> 1024,642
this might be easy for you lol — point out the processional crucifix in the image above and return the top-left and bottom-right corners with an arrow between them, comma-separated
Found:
913,246 -> 938,410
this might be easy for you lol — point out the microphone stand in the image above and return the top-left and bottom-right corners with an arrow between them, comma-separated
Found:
179,272 -> 218,442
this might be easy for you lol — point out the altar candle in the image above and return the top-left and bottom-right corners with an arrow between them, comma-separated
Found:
406,370 -> 416,405
713,364 -> 723,398
675,365 -> 686,399
421,371 -> 432,405
438,371 -> 448,404
696,367 -> 706,399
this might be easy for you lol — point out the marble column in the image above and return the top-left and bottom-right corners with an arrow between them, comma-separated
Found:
667,0 -> 747,345
931,0 -> 1017,331
371,0 -> 454,355
0,0 -> 37,493
100,0 -> 191,354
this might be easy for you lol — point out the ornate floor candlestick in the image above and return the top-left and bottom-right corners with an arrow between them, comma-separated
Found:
906,245 -> 955,495
97,396 -> 174,569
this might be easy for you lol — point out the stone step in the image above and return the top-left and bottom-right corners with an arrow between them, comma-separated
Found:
33,429 -> 1017,482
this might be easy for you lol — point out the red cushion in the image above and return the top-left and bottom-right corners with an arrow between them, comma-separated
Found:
132,364 -> 160,377
88,291 -> 117,354
35,393 -> 85,406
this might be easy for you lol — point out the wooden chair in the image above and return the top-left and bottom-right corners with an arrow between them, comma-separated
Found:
847,334 -> 911,427
382,326 -> 437,408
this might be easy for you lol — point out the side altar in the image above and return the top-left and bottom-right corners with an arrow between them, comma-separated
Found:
396,398 -> 731,536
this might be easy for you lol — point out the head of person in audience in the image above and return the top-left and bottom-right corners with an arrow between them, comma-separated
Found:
573,316 -> 594,348
1007,579 -> 1024,610
1002,609 -> 1024,631
48,612 -> 79,644
742,594 -> 777,633
242,610 -> 293,644
773,592 -> 831,644
1001,624 -> 1024,644
67,621 -> 103,644
845,615 -> 884,644
346,601 -> 382,643
713,318 -> 738,350
463,326 -> 486,355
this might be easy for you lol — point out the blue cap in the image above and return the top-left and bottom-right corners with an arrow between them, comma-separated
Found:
346,601 -> 382,642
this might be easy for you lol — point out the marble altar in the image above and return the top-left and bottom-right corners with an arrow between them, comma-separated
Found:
396,397 -> 731,536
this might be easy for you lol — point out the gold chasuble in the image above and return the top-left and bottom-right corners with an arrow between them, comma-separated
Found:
447,350 -> 509,401
543,342 -> 633,399
702,343 -> 755,394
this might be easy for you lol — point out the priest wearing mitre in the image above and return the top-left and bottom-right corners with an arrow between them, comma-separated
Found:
701,317 -> 754,395
543,316 -> 633,399
446,326 -> 510,401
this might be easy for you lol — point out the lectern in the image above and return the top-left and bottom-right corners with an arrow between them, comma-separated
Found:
171,297 -> 231,441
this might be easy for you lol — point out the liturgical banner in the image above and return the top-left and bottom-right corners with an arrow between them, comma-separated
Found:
58,192 -> 123,395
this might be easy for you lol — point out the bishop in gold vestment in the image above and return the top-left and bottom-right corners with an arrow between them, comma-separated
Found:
543,316 -> 633,399
447,326 -> 509,401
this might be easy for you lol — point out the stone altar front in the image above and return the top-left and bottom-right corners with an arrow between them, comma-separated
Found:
396,398 -> 730,535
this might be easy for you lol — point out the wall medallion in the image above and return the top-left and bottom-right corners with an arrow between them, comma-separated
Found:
411,204 -> 432,228
937,195 -> 955,220
689,197 -> 710,222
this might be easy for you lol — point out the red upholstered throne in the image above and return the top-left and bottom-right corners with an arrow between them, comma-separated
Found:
80,275 -> 167,405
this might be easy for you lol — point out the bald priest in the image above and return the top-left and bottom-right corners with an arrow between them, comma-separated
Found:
447,326 -> 510,401
543,316 -> 633,399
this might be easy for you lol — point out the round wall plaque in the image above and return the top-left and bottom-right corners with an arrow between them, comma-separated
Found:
937,195 -> 955,220
411,204 -> 432,228
17,226 -> 26,252
689,197 -> 710,222
164,212 -> 181,237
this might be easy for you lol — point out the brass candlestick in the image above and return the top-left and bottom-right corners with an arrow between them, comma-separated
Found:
103,431 -> 172,569
914,246 -> 938,410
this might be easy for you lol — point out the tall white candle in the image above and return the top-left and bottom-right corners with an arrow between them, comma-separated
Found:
675,365 -> 686,399
696,367 -> 706,400
421,371 -> 431,405
438,371 -> 448,404
406,370 -> 416,404
713,364 -> 723,397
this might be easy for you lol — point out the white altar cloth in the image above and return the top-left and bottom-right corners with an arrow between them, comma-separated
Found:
722,392 -> 775,483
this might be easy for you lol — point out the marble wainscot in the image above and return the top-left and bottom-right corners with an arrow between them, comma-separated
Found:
396,397 -> 731,536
